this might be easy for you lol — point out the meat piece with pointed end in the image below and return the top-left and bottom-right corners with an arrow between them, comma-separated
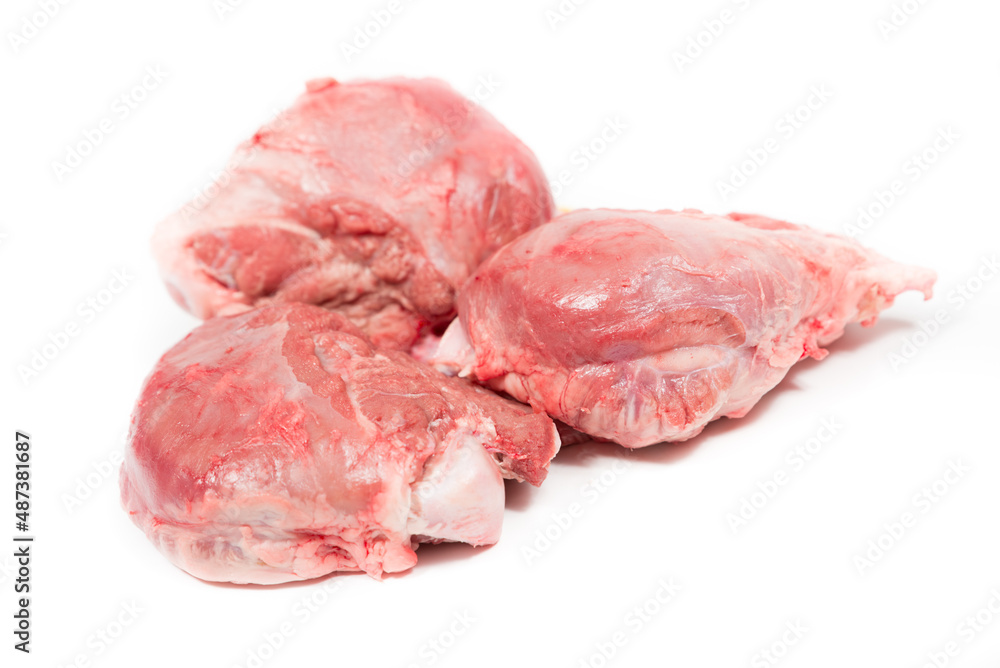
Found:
433,208 -> 936,447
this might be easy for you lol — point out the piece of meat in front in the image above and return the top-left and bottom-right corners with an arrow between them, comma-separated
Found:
154,77 -> 554,349
119,304 -> 559,584
433,208 -> 936,447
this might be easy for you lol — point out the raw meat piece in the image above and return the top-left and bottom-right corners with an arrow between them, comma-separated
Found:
154,77 -> 553,350
433,209 -> 936,447
120,304 -> 559,584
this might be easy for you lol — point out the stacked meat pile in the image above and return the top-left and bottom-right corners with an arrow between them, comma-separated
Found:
121,77 -> 935,584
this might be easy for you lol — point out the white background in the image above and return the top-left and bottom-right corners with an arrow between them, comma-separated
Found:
2,0 -> 999,666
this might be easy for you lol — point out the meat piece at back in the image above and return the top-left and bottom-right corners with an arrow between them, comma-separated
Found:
120,304 -> 559,584
154,77 -> 553,349
434,208 -> 936,447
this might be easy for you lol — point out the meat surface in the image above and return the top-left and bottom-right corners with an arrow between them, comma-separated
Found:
120,304 -> 559,584
433,209 -> 936,446
155,77 -> 553,349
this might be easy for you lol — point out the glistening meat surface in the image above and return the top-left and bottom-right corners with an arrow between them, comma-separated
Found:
434,209 -> 936,446
120,304 -> 558,584
155,77 -> 553,349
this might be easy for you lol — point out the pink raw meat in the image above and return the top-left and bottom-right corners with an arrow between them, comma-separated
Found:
120,304 -> 558,584
433,209 -> 936,447
154,77 -> 553,349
